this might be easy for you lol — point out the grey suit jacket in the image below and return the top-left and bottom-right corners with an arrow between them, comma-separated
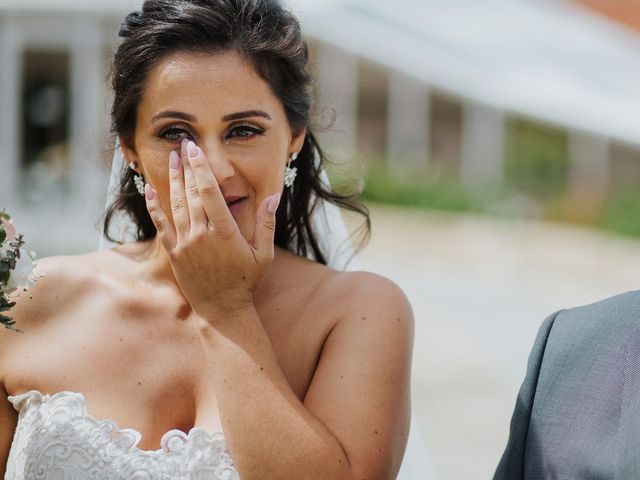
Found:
494,291 -> 640,480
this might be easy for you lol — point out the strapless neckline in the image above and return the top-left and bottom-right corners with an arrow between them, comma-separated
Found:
7,389 -> 226,455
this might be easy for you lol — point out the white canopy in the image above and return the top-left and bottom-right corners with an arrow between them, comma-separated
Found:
289,0 -> 640,147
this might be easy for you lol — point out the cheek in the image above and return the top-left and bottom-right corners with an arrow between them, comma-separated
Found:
139,146 -> 173,204
242,156 -> 285,195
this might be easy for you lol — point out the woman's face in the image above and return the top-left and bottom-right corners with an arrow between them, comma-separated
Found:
122,50 -> 306,242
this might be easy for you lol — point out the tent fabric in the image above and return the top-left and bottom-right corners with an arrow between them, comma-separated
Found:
290,0 -> 640,146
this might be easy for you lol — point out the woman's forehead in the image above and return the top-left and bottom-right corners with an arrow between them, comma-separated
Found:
138,50 -> 282,121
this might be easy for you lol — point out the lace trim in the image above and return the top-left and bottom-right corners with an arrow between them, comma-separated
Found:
7,389 -> 228,456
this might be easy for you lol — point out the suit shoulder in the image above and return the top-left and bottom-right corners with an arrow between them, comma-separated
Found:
554,290 -> 640,332
537,290 -> 640,376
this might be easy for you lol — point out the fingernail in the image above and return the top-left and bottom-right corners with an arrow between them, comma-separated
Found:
267,192 -> 281,214
169,151 -> 180,170
144,183 -> 155,200
187,141 -> 198,159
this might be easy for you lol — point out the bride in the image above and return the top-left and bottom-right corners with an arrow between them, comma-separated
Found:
0,0 -> 432,478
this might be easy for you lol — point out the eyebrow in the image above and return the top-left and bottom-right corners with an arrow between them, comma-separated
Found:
151,109 -> 272,124
151,111 -> 197,124
222,110 -> 272,122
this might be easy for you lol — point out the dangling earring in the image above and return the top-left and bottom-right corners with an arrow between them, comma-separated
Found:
284,152 -> 298,189
129,162 -> 145,196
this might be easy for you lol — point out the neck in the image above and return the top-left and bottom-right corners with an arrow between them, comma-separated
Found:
135,236 -> 177,288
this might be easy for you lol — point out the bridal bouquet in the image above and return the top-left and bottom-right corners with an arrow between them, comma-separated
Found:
0,210 -> 38,331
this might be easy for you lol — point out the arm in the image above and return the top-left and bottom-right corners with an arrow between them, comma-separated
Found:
493,310 -> 561,480
194,273 -> 414,480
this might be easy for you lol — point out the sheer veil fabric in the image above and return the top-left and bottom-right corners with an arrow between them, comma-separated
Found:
99,144 -> 437,479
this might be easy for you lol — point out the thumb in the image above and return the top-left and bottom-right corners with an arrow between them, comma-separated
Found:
252,192 -> 281,261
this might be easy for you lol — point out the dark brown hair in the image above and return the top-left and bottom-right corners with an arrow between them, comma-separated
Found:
103,0 -> 369,264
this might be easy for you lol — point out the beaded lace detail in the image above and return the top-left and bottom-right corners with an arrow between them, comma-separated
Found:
4,390 -> 239,479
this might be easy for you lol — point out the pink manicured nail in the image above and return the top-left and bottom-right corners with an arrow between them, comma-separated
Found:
187,141 -> 198,159
267,193 -> 281,214
144,183 -> 155,200
169,151 -> 180,169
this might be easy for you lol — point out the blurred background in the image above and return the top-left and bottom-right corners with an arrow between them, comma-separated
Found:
2,0 -> 640,478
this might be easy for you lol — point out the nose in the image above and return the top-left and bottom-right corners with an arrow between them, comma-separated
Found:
198,142 -> 236,184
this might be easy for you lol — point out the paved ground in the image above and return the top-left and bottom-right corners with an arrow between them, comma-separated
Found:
356,204 -> 640,480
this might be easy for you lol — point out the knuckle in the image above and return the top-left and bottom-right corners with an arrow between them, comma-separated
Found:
150,215 -> 163,231
172,198 -> 186,211
154,217 -> 166,231
200,184 -> 218,197
187,185 -> 200,198
191,226 -> 208,240
170,241 -> 186,257
263,219 -> 276,232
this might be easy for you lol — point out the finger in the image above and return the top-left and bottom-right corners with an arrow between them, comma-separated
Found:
169,150 -> 190,240
181,141 -> 208,231
185,141 -> 235,233
251,192 -> 280,264
144,184 -> 177,251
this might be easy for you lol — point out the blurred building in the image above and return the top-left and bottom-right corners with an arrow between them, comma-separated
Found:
2,0 -> 640,254
301,0 -> 640,212
0,0 -> 135,254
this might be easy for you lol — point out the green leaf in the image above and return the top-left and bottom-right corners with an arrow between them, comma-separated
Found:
0,270 -> 9,284
0,302 -> 16,312
0,315 -> 21,332
0,228 -> 5,244
0,262 -> 9,272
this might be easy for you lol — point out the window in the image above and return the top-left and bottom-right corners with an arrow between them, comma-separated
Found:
21,50 -> 70,204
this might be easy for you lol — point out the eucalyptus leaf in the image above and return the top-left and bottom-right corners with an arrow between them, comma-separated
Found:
0,314 -> 21,332
0,302 -> 16,312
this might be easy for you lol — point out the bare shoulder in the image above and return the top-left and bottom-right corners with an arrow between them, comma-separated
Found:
281,247 -> 414,333
0,252 -> 102,352
321,269 -> 414,328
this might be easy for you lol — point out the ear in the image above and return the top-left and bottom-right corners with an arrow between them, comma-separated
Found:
119,135 -> 140,170
288,127 -> 307,160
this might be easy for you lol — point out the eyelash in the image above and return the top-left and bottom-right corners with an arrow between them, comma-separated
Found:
159,125 -> 265,144
159,127 -> 193,143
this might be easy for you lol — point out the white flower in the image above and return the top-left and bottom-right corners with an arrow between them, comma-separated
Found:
0,217 -> 16,243
5,249 -> 36,293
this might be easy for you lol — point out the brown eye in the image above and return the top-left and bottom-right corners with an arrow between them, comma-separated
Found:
226,125 -> 264,140
160,127 -> 193,143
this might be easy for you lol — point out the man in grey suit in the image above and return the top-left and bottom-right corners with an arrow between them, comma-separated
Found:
495,290 -> 640,479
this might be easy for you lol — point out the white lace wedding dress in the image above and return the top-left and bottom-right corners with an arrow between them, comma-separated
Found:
5,390 -> 239,479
